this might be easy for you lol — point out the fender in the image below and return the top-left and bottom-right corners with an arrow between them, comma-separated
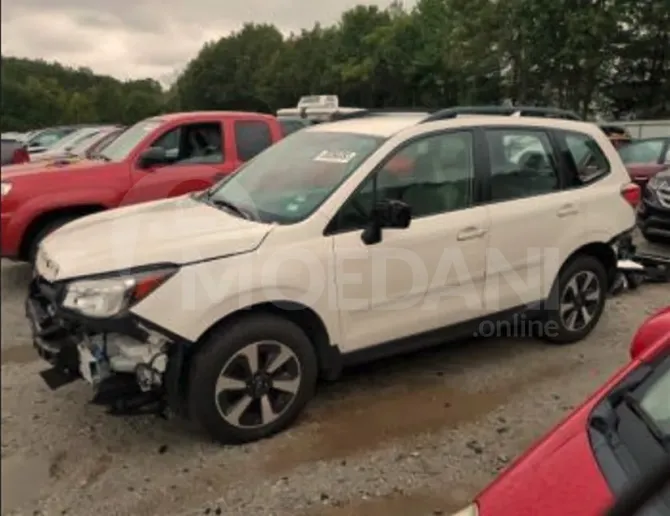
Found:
8,188 -> 120,242
133,281 -> 343,351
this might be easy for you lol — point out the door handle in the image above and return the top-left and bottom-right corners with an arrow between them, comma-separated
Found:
457,226 -> 487,241
557,203 -> 579,217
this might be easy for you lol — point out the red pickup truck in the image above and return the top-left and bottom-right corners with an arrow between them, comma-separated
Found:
1,111 -> 283,262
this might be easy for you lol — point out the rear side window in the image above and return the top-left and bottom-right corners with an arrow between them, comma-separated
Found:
560,132 -> 611,186
234,120 -> 273,161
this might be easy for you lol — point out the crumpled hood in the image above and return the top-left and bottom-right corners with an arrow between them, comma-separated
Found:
36,195 -> 273,281
0,158 -> 106,178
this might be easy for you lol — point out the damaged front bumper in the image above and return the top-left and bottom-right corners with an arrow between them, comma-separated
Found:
26,275 -> 181,406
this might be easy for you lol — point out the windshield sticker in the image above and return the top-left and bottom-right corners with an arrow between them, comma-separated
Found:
286,203 -> 300,212
313,150 -> 357,164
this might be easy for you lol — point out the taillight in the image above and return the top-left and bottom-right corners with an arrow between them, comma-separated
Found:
621,182 -> 641,208
11,147 -> 30,164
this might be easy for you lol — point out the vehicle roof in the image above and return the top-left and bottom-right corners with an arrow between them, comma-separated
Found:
310,113 -> 604,138
153,111 -> 277,123
308,114 -> 428,137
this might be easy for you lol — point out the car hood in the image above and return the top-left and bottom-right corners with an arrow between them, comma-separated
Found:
36,195 -> 273,281
476,428 -> 613,516
0,158 -> 106,178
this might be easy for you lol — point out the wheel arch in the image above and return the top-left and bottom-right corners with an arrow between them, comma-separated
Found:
184,300 -> 341,382
560,241 -> 617,289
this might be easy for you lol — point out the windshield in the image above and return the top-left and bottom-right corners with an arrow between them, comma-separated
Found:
99,119 -> 163,162
205,130 -> 385,224
619,139 -> 665,164
67,131 -> 103,153
28,128 -> 74,149
640,363 -> 670,437
50,128 -> 99,151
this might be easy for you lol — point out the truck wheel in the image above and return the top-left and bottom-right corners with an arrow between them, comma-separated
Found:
542,255 -> 608,345
28,216 -> 79,264
188,313 -> 318,444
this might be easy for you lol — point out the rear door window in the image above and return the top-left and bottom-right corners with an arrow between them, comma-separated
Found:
234,120 -> 273,161
485,128 -> 560,201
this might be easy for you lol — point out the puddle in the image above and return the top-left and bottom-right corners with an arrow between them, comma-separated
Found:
299,488 -> 471,516
1,345 -> 37,365
264,361 -> 576,473
1,453 -> 51,513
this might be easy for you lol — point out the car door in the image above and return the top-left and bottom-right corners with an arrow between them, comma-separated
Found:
482,126 -> 579,312
329,130 -> 490,353
121,121 -> 235,206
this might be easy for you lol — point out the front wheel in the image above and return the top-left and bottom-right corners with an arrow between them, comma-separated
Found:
188,314 -> 318,444
543,255 -> 608,345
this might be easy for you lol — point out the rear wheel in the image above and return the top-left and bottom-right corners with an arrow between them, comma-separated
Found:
543,255 -> 608,345
188,314 -> 318,444
27,216 -> 79,264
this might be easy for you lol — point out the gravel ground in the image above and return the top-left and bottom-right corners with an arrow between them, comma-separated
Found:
2,238 -> 669,516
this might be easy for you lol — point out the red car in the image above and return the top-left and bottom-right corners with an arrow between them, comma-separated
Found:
0,111 -> 283,263
618,137 -> 670,187
454,306 -> 670,516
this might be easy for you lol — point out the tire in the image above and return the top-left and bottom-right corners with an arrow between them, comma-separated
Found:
28,216 -> 79,264
542,255 -> 608,345
188,313 -> 318,444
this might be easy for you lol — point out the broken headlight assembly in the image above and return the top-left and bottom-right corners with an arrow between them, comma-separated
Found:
61,266 -> 177,318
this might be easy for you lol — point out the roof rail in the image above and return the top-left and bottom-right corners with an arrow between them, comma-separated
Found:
420,106 -> 582,123
329,108 -> 434,122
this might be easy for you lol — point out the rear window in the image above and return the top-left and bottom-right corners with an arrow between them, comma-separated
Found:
234,120 -> 273,161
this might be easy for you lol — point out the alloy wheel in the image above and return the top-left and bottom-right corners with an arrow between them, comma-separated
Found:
559,270 -> 601,332
214,341 -> 302,429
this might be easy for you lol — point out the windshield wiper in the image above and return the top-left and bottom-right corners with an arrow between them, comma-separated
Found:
208,198 -> 255,221
622,393 -> 670,451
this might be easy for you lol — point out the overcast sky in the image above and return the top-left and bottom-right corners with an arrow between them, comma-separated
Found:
1,0 -> 409,86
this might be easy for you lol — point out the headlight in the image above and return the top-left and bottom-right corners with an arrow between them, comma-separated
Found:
451,504 -> 479,516
1,182 -> 12,196
62,267 -> 177,318
647,174 -> 661,190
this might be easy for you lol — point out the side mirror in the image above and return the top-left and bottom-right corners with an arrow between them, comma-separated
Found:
361,199 -> 411,245
375,199 -> 412,229
28,141 -> 40,149
138,147 -> 168,169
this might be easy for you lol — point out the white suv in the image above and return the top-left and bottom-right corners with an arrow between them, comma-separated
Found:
27,108 -> 639,443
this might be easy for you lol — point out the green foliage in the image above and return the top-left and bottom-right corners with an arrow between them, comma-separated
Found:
0,56 -> 168,130
2,0 -> 668,131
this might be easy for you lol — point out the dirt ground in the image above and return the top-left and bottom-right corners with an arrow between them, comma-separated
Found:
2,238 -> 668,516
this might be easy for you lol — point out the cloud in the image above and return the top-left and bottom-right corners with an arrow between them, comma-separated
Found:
0,0 -> 409,85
